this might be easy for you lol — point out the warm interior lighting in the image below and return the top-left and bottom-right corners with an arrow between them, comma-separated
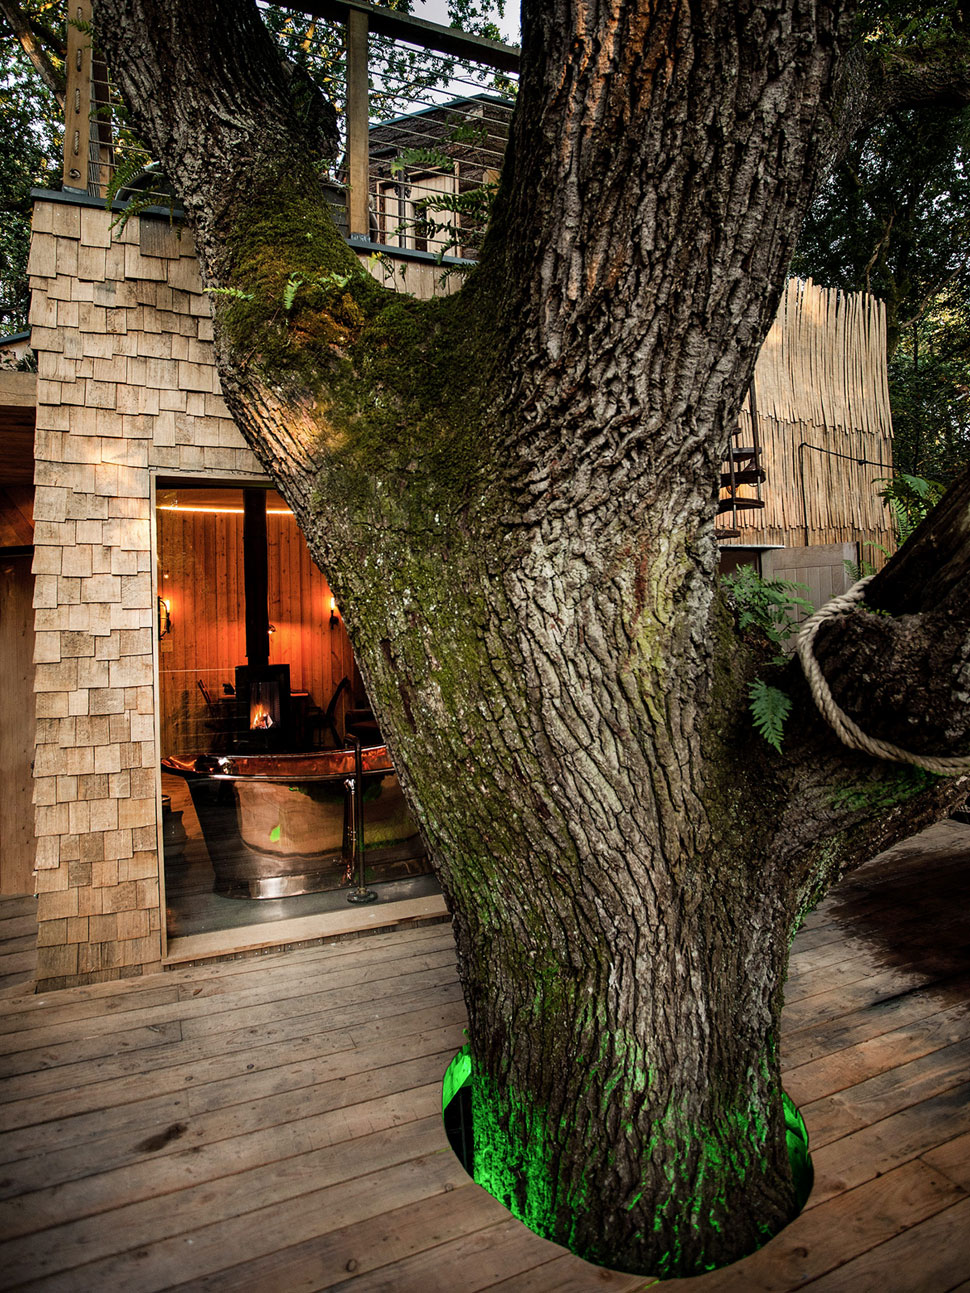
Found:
157,595 -> 172,639
157,504 -> 295,516
329,595 -> 339,630
248,679 -> 280,731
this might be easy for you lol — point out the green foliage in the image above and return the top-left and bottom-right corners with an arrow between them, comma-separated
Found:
855,0 -> 969,49
720,566 -> 813,655
721,568 -> 811,754
791,105 -> 970,358
280,269 -> 351,314
0,1 -> 65,331
792,4 -> 970,486
104,156 -> 177,233
747,679 -> 792,753
845,472 -> 945,579
792,3 -> 970,485
203,285 -> 256,302
889,305 -> 970,483
878,471 -> 946,541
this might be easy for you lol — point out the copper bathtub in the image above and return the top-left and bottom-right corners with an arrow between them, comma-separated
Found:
161,746 -> 425,899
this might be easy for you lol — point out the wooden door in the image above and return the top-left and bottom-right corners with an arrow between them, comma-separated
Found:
0,552 -> 35,894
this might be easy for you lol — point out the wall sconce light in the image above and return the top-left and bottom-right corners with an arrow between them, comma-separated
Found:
157,595 -> 172,640
268,623 -> 277,636
329,596 -> 339,630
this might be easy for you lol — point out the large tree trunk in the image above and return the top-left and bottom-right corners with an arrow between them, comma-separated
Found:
97,0 -> 970,1275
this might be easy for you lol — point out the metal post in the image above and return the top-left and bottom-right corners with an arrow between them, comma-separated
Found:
347,737 -> 377,903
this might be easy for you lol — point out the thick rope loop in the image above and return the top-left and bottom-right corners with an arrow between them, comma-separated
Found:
795,575 -> 970,777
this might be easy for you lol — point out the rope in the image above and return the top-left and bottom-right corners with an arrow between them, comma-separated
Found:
795,575 -> 970,776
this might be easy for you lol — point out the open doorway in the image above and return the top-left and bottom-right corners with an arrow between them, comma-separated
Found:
155,480 -> 436,941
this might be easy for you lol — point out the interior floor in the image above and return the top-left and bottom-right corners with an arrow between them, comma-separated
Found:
162,772 -> 440,939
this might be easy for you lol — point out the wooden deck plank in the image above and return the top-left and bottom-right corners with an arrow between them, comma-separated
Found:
781,974 -> 970,1069
325,1215 -> 592,1293
0,955 -> 461,1091
0,1043 -> 456,1187
0,921 -> 454,1030
0,824 -> 968,1290
797,1037 -> 970,1149
13,1149 -> 473,1291
0,965 -> 459,1088
0,1027 -> 463,1235
189,1182 -> 510,1292
0,938 -> 458,1043
798,1197 -> 970,1291
163,894 -> 449,966
0,1017 -> 186,1087
921,1128 -> 970,1189
782,998 -> 970,1105
0,896 -> 38,923
779,964 -> 935,1036
0,998 -> 464,1125
809,1080 -> 970,1206
668,1159 -> 966,1291
1,1113 -> 455,1280
481,1254 -> 646,1291
781,948 -> 897,1005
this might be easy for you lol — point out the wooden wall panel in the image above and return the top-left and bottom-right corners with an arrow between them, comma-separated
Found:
0,553 -> 36,894
0,486 -> 34,546
157,498 -> 356,758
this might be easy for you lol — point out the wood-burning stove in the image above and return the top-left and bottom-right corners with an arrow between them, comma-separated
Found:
234,664 -> 291,750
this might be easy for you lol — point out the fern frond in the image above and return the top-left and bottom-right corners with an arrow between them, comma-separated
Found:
283,274 -> 304,313
203,286 -> 255,302
748,679 -> 792,752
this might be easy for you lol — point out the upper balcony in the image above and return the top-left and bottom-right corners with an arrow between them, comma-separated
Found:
58,0 -> 519,282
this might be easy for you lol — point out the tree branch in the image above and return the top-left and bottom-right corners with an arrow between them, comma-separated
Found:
806,463 -> 970,761
831,30 -> 970,153
0,0 -> 66,105
93,0 -> 338,269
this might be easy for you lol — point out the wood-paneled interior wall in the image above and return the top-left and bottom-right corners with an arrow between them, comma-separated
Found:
0,552 -> 36,894
157,496 -> 356,758
0,487 -> 34,547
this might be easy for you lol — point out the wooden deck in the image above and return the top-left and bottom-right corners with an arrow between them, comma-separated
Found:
1,820 -> 969,1291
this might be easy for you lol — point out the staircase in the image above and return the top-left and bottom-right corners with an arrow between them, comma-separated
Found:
717,383 -> 766,538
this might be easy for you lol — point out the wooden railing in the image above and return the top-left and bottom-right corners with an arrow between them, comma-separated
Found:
61,0 -> 519,255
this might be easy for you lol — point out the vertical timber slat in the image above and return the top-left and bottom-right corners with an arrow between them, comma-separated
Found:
61,1 -> 93,192
347,9 -> 370,237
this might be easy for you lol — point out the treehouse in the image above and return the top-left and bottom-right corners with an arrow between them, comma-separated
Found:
0,0 -> 895,991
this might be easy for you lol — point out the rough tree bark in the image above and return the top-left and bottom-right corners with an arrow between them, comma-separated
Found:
97,0 -> 970,1276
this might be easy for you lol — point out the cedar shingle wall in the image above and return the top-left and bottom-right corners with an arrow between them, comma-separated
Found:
28,201 -> 261,990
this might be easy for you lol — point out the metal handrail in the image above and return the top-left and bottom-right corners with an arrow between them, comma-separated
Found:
60,0 -> 519,251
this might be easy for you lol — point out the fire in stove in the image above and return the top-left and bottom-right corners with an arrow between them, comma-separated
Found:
235,665 -> 291,748
249,681 -> 278,730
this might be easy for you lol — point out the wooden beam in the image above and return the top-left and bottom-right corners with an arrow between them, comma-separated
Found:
297,0 -> 520,73
0,373 -> 37,409
346,6 -> 370,238
61,0 -> 93,192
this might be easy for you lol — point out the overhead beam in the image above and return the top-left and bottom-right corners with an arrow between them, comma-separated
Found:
291,0 -> 520,72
